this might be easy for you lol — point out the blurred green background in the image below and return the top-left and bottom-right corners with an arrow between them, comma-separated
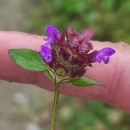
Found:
0,0 -> 130,130
26,0 -> 130,43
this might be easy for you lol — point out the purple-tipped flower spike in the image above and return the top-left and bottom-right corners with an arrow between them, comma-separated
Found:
44,25 -> 61,46
39,46 -> 52,63
95,47 -> 116,64
39,25 -> 116,78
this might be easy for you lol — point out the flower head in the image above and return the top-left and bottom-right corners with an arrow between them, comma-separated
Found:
39,25 -> 116,79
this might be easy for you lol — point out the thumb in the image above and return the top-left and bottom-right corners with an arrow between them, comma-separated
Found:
0,31 -> 130,112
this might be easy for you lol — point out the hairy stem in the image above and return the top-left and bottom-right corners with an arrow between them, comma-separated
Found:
50,83 -> 60,130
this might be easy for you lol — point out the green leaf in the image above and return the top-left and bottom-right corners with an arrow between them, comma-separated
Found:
8,49 -> 47,71
71,76 -> 103,86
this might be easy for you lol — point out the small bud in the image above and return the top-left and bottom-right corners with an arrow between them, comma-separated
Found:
55,66 -> 67,77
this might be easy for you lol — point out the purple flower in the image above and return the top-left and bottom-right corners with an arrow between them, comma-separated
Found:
39,25 -> 116,78
44,25 -> 61,46
39,46 -> 52,63
39,25 -> 60,63
95,47 -> 116,64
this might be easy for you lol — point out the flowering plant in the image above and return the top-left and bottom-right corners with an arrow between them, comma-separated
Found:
8,25 -> 115,130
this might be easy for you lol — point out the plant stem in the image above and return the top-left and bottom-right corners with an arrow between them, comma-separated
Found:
50,83 -> 60,130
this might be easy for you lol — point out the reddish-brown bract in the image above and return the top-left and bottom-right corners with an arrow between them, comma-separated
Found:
49,27 -> 96,78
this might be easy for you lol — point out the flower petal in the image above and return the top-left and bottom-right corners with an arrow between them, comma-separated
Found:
96,54 -> 102,63
45,25 -> 60,44
95,47 -> 115,64
98,47 -> 115,56
102,56 -> 109,64
79,28 -> 94,41
39,46 -> 52,63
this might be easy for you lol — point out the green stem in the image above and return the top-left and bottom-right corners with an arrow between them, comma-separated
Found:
50,83 -> 60,130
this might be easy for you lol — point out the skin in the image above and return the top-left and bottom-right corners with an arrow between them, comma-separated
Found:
0,31 -> 130,113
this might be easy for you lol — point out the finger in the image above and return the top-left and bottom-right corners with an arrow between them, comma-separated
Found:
0,31 -> 130,113
87,41 -> 130,113
0,31 -> 43,83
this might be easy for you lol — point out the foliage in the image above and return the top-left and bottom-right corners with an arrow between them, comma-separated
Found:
26,0 -> 130,43
9,49 -> 47,71
71,76 -> 102,86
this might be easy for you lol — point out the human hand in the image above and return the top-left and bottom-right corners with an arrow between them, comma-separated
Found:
0,31 -> 130,113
